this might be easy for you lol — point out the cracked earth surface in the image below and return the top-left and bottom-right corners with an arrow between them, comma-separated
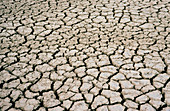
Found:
0,0 -> 170,111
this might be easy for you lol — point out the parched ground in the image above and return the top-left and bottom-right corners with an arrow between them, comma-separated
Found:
0,0 -> 170,111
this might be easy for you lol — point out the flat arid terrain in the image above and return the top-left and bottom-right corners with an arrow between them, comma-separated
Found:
0,0 -> 170,110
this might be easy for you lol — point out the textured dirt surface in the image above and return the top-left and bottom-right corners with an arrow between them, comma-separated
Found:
0,0 -> 170,111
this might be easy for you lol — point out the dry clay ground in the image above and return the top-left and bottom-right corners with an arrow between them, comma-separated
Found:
0,0 -> 170,111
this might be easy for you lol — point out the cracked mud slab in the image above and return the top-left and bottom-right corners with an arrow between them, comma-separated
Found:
0,0 -> 170,111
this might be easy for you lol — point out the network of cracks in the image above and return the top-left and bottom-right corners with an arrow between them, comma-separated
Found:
0,0 -> 170,111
